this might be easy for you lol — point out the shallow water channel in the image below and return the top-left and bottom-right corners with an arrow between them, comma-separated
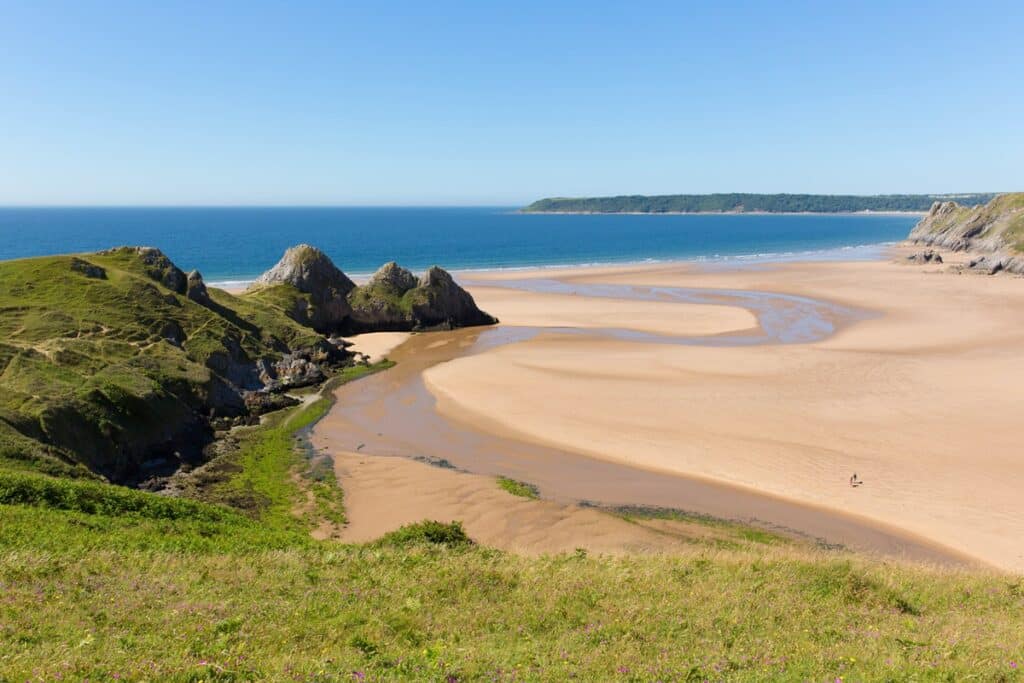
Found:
314,277 -> 968,565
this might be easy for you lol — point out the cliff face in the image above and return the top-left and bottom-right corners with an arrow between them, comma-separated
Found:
250,249 -> 497,334
0,247 -> 352,484
908,193 -> 1024,274
251,244 -> 356,332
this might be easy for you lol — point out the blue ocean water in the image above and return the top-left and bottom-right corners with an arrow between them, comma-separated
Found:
0,207 -> 916,284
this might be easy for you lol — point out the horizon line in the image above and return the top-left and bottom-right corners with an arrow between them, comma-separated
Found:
0,190 -> 1007,211
0,203 -> 524,210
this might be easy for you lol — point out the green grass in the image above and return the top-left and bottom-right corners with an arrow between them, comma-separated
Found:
329,359 -> 396,385
2,502 -> 1023,680
300,361 -> 395,529
497,476 -> 540,499
0,249 -> 331,480
347,282 -> 426,319
611,504 -> 788,548
0,469 -> 235,522
1,334 -> 1023,679
179,360 -> 396,532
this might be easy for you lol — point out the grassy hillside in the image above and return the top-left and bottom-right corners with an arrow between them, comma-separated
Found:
0,248 -> 336,482
1,390 -> 1022,680
523,193 -> 998,214
1,247 -> 1022,681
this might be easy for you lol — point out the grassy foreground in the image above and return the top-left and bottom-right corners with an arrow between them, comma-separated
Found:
2,381 -> 1023,680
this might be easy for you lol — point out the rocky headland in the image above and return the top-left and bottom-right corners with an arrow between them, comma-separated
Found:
0,243 -> 494,486
248,245 -> 497,333
907,193 -> 1024,274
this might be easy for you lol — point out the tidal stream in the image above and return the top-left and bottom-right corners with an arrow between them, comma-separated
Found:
313,278 -> 970,565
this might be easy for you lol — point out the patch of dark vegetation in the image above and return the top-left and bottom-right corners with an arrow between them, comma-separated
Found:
601,502 -> 724,524
376,520 -> 474,548
412,455 -> 460,471
585,502 -> 791,546
799,560 -> 925,616
497,476 -> 540,499
68,257 -> 106,279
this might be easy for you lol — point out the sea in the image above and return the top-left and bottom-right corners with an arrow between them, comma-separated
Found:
0,207 -> 917,286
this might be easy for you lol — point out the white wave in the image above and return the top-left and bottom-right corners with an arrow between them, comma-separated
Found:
206,242 -> 898,287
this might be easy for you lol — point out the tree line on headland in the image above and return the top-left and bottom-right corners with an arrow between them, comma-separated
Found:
522,193 -> 998,214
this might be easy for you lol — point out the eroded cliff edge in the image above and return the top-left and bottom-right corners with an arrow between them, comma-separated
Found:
908,193 -> 1024,274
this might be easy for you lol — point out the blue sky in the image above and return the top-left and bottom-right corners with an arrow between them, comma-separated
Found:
1,1 -> 1022,205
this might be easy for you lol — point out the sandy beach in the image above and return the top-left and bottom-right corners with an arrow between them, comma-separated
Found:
313,251 -> 1024,571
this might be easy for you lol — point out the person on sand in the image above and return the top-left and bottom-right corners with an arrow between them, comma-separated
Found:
849,473 -> 862,487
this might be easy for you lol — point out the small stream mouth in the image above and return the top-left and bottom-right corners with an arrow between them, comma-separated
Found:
313,276 -> 965,566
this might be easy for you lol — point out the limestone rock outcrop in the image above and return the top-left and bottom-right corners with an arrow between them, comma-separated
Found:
367,261 -> 418,293
347,262 -> 497,332
250,244 -> 356,331
250,246 -> 497,333
186,270 -> 212,305
69,257 -> 107,279
907,194 -> 1024,274
905,250 -> 943,265
412,266 -> 499,328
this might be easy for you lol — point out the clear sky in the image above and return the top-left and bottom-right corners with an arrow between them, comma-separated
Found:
1,1 -> 1022,205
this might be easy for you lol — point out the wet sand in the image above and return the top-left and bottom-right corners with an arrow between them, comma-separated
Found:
344,331 -> 409,363
311,256 -> 1021,567
334,450 -> 709,555
412,254 -> 1024,571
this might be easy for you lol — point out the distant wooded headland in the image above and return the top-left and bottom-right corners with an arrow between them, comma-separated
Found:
521,193 -> 998,214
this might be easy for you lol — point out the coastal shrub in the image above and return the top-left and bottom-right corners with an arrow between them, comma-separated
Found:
377,520 -> 473,547
497,475 -> 540,499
